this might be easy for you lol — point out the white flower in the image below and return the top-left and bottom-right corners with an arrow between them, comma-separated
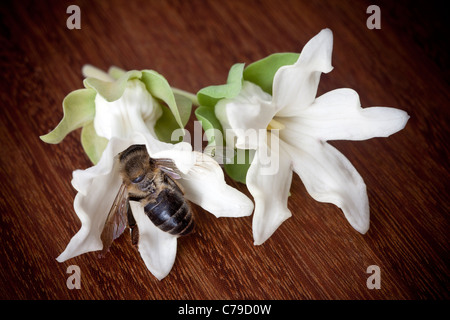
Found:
40,65 -> 192,164
56,132 -> 254,280
93,79 -> 162,140
53,65 -> 253,280
215,29 -> 409,245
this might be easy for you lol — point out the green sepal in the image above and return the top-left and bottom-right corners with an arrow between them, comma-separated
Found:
224,149 -> 254,184
243,52 -> 299,95
195,105 -> 254,184
107,66 -> 126,80
154,106 -> 180,143
222,53 -> 299,182
40,88 -> 96,144
195,63 -> 245,146
83,70 -> 142,102
140,70 -> 184,130
174,92 -> 193,128
194,106 -> 224,146
197,63 -> 245,108
80,121 -> 109,164
195,63 -> 249,183
154,92 -> 192,143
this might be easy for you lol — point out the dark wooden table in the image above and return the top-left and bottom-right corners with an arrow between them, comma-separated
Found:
1,0 -> 448,300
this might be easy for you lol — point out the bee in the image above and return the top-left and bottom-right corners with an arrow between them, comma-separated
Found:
100,144 -> 194,256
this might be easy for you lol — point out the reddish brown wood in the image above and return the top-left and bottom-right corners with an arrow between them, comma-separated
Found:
0,0 -> 448,299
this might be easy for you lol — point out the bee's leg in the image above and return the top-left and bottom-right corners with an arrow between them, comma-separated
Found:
127,202 -> 139,248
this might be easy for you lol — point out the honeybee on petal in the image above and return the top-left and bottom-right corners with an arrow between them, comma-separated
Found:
100,144 -> 194,256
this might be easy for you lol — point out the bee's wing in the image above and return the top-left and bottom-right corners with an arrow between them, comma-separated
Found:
153,158 -> 182,180
99,183 -> 128,257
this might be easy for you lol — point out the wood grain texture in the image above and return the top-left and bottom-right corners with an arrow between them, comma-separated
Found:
0,0 -> 448,300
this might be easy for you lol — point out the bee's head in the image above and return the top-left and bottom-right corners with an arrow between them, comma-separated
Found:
118,144 -> 153,186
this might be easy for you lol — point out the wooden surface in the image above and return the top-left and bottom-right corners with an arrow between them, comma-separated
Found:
0,0 -> 448,300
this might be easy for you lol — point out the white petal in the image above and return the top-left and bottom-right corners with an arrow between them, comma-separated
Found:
71,137 -> 133,194
282,88 -> 410,141
94,79 -> 162,140
178,152 -> 254,217
132,131 -> 180,155
151,142 -> 196,174
71,133 -> 194,194
59,135 -> 164,262
273,28 -> 334,117
82,64 -> 114,82
246,132 -> 293,245
282,138 -> 369,234
58,135 -> 193,265
215,81 -> 274,149
120,132 -> 195,174
57,140 -> 126,262
129,201 -> 177,280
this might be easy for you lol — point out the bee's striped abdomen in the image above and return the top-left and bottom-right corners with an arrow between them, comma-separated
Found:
144,187 -> 194,236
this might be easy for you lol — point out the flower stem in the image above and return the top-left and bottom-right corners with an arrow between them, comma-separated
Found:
171,87 -> 199,106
